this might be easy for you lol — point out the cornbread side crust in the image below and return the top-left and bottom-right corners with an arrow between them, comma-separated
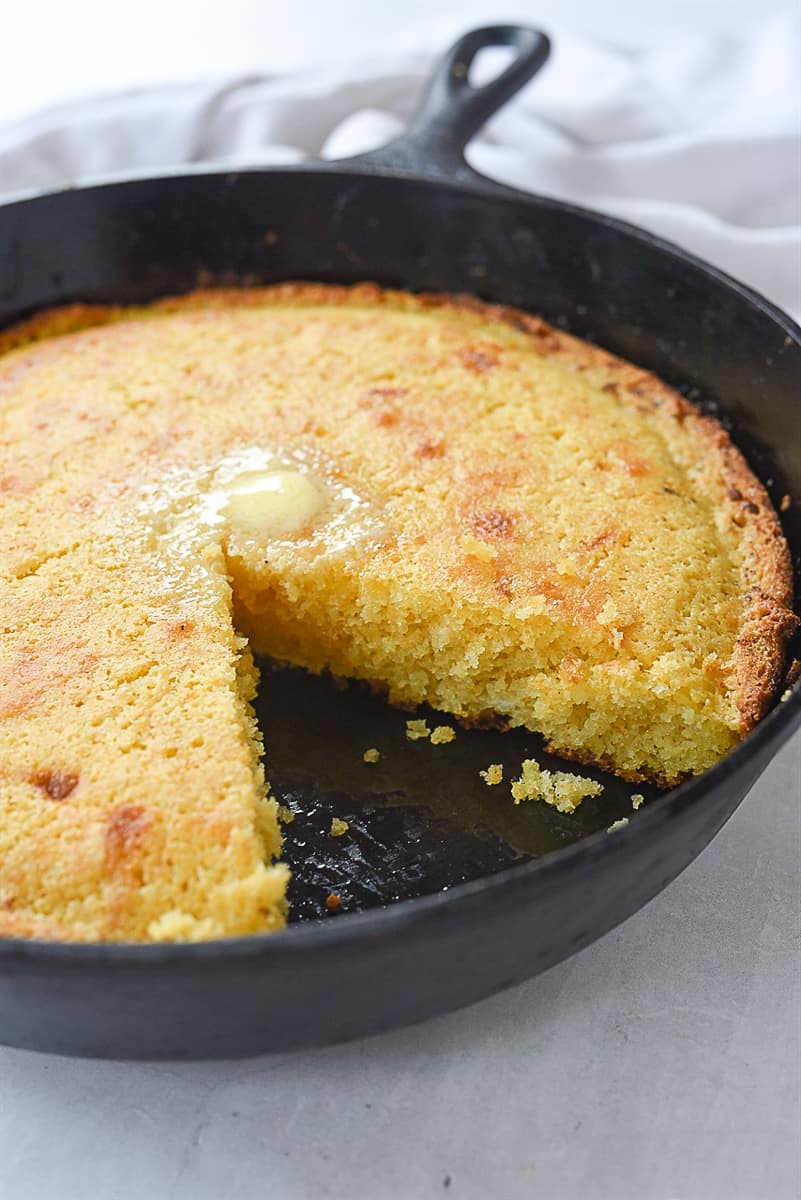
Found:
0,283 -> 797,943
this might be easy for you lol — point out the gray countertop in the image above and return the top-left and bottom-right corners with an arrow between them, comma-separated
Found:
3,730 -> 798,1200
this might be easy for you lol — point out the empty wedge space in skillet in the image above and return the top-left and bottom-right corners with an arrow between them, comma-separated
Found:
0,283 -> 796,943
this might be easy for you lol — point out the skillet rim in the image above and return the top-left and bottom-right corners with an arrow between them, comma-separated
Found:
3,156 -> 801,346
0,163 -> 799,964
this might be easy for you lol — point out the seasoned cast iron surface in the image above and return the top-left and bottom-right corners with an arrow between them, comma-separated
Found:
255,662 -> 656,922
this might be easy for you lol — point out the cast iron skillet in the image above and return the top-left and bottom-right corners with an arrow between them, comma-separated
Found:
0,26 -> 799,1059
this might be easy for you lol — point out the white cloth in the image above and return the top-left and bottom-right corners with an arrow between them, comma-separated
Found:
0,13 -> 798,318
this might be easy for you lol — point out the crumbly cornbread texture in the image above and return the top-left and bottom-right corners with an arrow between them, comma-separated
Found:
0,283 -> 796,943
405,720 -> 430,741
511,758 -> 603,813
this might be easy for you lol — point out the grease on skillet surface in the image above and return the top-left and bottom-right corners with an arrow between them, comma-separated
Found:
258,663 -> 655,920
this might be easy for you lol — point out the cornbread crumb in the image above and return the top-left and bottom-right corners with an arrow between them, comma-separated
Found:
406,719 -> 430,741
363,748 -> 380,763
276,804 -> 295,824
430,725 -> 456,745
607,818 -> 630,832
330,817 -> 349,838
511,758 -> 603,813
325,892 -> 341,912
480,764 -> 504,786
631,793 -> 644,811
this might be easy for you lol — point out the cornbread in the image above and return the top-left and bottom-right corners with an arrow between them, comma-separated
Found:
363,748 -> 381,764
0,283 -> 796,943
480,764 -> 504,786
430,725 -> 456,745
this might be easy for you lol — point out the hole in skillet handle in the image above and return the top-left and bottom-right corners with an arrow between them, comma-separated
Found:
344,25 -> 551,184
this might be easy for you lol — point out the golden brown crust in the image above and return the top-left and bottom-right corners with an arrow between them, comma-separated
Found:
0,303 -> 126,353
542,740 -> 680,788
2,280 -> 796,739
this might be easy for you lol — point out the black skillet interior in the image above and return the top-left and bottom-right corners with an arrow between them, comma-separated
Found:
0,25 -> 799,1058
260,665 -> 651,923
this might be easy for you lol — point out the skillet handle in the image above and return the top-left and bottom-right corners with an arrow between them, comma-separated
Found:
344,25 -> 550,183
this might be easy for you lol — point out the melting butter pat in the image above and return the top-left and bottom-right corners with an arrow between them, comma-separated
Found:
221,469 -> 325,541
